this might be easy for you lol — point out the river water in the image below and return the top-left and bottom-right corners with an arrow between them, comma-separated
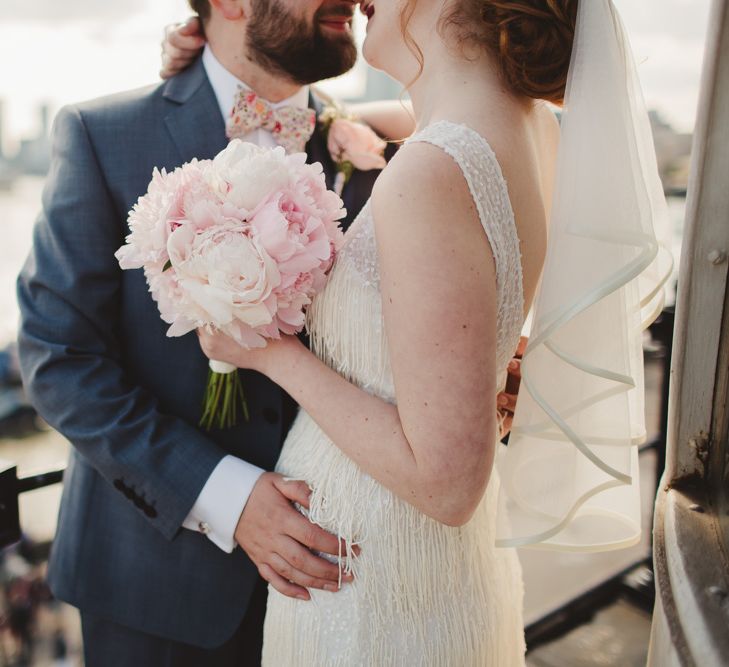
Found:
0,177 -> 46,345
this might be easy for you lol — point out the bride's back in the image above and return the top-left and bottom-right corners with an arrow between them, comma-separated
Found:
469,99 -> 559,318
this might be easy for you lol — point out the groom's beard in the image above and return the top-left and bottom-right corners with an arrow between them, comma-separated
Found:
247,0 -> 358,85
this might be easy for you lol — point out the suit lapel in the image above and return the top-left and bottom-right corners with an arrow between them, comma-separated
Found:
163,58 -> 229,164
307,90 -> 368,230
306,92 -> 338,192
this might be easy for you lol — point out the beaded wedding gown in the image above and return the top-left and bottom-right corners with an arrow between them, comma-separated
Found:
262,121 -> 527,666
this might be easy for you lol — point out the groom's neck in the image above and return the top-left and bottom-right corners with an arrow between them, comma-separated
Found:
206,22 -> 302,104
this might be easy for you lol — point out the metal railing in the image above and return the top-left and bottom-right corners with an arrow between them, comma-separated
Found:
0,461 -> 65,549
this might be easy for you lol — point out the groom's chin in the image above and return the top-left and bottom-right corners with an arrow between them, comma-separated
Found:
324,43 -> 358,77
294,48 -> 358,84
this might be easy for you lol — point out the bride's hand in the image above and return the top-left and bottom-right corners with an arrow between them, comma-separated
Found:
160,17 -> 205,80
197,328 -> 306,377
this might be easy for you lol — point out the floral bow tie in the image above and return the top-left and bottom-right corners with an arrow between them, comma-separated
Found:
226,88 -> 317,154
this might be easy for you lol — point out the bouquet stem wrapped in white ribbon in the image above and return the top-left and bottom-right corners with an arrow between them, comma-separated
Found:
116,140 -> 346,430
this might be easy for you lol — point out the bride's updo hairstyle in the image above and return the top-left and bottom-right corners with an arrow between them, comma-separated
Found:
403,0 -> 578,105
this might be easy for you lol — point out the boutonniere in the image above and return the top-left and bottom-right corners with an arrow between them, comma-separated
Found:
319,104 -> 388,196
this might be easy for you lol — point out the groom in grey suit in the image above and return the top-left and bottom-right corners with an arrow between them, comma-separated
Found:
16,1 -> 376,664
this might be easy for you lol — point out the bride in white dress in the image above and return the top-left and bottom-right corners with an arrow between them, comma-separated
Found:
197,0 -> 570,663
190,0 -> 672,659
175,0 -> 671,658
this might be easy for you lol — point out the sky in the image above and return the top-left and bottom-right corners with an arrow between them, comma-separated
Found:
0,0 -> 713,151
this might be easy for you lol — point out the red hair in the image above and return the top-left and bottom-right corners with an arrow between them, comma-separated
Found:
401,0 -> 578,105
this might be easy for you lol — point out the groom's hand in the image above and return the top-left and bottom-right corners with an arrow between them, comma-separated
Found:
497,335 -> 528,438
235,473 -> 351,601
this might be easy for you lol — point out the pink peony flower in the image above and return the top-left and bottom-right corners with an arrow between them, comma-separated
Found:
116,159 -> 214,270
165,222 -> 282,347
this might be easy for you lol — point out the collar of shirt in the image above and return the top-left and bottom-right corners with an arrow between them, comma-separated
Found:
202,44 -> 311,122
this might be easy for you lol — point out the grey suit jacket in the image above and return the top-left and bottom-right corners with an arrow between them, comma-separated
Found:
16,57 -> 383,648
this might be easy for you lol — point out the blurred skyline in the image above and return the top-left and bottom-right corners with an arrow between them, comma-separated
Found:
0,0 -> 712,151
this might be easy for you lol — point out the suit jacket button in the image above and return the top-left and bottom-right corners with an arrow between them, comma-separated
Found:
262,407 -> 279,424
113,479 -> 125,493
144,506 -> 158,519
133,496 -> 145,509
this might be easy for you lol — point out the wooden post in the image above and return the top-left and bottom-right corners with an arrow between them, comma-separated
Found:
649,0 -> 729,664
665,0 -> 729,485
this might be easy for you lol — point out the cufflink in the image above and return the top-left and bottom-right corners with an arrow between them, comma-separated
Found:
198,522 -> 210,535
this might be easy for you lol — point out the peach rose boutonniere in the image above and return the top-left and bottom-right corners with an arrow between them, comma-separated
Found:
319,105 -> 387,196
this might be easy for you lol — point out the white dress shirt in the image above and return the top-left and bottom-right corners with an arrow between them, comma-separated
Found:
182,46 -> 310,553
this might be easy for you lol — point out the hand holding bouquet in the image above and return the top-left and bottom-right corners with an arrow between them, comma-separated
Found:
116,140 -> 346,429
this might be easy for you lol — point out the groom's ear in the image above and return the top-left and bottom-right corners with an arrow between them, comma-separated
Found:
188,0 -> 212,24
210,0 -> 245,21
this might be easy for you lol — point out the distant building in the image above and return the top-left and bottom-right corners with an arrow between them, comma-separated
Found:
649,111 -> 693,195
14,103 -> 52,176
0,99 -> 5,160
360,69 -> 403,103
0,100 -> 18,190
0,99 -> 53,180
553,108 -> 691,196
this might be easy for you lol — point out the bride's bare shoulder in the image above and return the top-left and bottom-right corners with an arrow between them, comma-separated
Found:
370,138 -> 480,238
371,139 -> 463,203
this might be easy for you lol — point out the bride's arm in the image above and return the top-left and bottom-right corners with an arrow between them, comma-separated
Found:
198,143 -> 498,527
348,100 -> 416,140
160,18 -> 205,79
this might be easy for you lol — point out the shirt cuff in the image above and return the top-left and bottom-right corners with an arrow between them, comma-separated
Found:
182,455 -> 264,553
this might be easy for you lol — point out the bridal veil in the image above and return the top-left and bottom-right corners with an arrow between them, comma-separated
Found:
495,0 -> 673,551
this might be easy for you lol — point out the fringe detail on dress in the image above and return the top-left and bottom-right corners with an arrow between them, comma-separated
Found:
264,414 -> 526,666
306,253 -> 395,402
262,223 -> 526,666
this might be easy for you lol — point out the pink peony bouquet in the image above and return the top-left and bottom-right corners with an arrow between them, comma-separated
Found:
116,139 -> 346,429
